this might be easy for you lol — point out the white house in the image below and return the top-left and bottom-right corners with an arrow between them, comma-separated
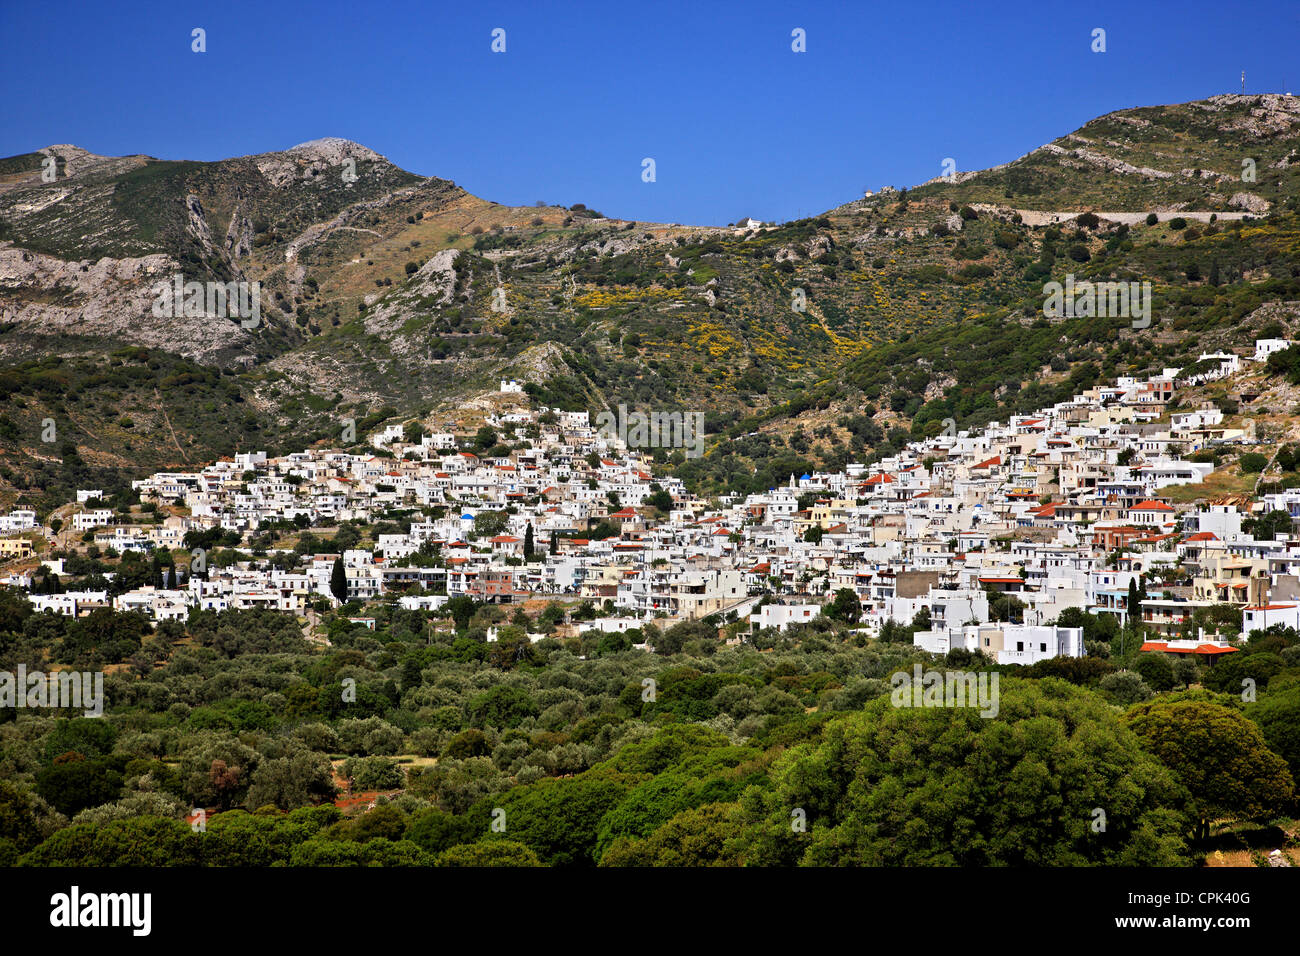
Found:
73,509 -> 113,531
1254,339 -> 1293,362
750,603 -> 822,632
1242,602 -> 1300,636
916,623 -> 1084,665
0,510 -> 37,533
1129,499 -> 1176,527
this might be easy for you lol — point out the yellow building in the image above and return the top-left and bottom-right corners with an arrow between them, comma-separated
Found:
0,537 -> 35,560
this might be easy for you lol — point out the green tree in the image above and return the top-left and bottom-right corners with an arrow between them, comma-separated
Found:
1201,651 -> 1284,695
1124,697 -> 1295,840
330,556 -> 348,603
0,781 -> 63,857
437,840 -> 542,867
444,596 -> 479,631
406,808 -> 472,856
646,487 -> 673,512
21,817 -> 201,866
246,753 -> 336,810
740,679 -> 1191,865
1246,685 -> 1300,784
477,774 -> 635,866
825,588 -> 861,624
1133,653 -> 1176,692
1239,452 -> 1268,474
600,802 -> 745,866
35,756 -> 124,818
1127,578 -> 1143,628
1244,510 -> 1292,540
473,511 -> 509,538
465,685 -> 539,729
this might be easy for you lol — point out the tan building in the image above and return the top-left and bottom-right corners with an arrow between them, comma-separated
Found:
0,537 -> 34,560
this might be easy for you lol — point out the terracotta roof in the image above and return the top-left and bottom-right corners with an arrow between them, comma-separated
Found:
1139,641 -> 1239,656
1132,500 -> 1175,512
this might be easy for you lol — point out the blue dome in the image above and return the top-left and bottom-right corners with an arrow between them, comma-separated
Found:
460,513 -> 474,520
800,473 -> 811,480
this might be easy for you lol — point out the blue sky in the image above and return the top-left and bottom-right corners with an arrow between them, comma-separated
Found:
2,0 -> 1298,225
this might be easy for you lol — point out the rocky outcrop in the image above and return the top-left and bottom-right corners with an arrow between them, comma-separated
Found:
1229,191 -> 1271,214
185,194 -> 217,258
224,206 -> 255,264
362,248 -> 461,337
1039,143 -> 1174,179
1196,94 -> 1300,137
254,138 -> 385,188
806,234 -> 834,259
0,243 -> 256,363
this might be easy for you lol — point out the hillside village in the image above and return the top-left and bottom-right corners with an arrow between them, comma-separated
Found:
6,337 -> 1300,666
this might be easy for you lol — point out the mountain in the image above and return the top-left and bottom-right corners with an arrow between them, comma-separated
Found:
2,94 -> 1300,513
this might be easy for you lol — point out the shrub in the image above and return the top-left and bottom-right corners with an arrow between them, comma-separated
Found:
1238,452 -> 1268,473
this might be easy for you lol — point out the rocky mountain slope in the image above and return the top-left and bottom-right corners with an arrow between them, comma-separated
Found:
2,94 -> 1299,511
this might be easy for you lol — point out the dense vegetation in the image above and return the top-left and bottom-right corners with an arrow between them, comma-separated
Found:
2,586 -> 1296,867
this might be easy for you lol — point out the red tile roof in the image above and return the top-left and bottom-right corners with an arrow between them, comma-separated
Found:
1139,641 -> 1239,656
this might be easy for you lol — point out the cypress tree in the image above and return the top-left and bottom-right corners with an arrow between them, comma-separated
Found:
1127,577 -> 1142,629
330,556 -> 349,603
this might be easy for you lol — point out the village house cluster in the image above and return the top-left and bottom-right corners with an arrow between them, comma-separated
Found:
4,341 -> 1300,665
